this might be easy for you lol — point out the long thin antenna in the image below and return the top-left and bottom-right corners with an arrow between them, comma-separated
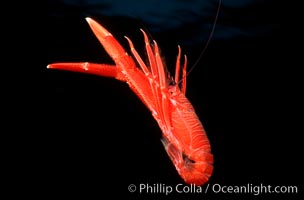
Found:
182,0 -> 222,80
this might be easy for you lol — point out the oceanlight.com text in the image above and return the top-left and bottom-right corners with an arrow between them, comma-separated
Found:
209,183 -> 298,195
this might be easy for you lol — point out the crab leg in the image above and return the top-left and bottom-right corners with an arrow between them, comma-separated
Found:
47,63 -> 118,78
48,17 -> 137,82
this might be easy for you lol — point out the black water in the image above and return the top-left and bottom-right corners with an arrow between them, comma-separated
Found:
10,1 -> 301,199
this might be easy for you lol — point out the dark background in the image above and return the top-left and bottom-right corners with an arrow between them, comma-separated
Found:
12,0 -> 301,199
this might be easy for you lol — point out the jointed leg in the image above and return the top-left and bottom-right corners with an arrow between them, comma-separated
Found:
47,62 -> 118,79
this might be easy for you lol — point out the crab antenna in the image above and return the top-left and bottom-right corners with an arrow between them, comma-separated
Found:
178,0 -> 221,86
